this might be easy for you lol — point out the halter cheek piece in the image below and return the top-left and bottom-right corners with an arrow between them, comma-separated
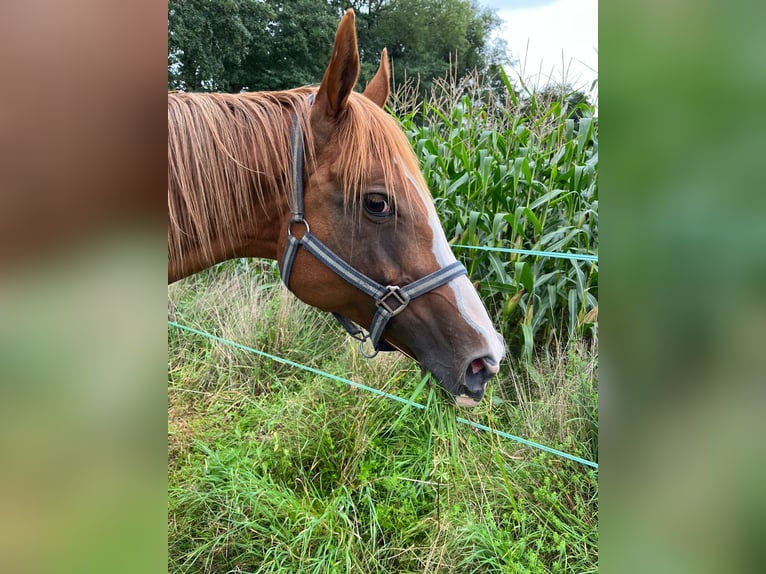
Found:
279,98 -> 467,358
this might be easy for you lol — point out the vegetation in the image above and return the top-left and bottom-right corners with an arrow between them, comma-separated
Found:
168,0 -> 507,94
169,261 -> 597,573
168,74 -> 598,572
393,69 -> 598,360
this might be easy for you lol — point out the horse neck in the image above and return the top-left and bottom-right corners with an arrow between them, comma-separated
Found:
168,92 -> 298,283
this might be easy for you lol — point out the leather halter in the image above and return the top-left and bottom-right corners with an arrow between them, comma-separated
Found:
279,102 -> 467,357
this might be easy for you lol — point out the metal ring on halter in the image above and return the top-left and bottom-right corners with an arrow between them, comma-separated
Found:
287,218 -> 310,240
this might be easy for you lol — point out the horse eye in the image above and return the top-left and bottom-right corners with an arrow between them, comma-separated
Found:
363,193 -> 393,217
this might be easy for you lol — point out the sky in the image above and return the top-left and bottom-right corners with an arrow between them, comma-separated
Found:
484,0 -> 598,95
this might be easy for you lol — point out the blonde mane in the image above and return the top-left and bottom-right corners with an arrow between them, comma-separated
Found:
168,88 -> 425,272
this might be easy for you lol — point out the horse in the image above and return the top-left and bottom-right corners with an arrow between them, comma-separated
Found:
168,9 -> 505,406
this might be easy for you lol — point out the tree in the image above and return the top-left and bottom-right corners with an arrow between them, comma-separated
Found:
168,0 -> 507,95
168,0 -> 265,91
352,0 -> 505,93
232,0 -> 339,92
169,0 -> 339,92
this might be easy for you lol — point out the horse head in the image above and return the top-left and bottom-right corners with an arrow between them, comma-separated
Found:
278,10 -> 505,406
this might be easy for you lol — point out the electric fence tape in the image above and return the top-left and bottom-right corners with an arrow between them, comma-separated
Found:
168,320 -> 598,469
452,244 -> 598,262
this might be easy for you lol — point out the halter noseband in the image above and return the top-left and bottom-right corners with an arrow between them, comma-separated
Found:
279,101 -> 467,358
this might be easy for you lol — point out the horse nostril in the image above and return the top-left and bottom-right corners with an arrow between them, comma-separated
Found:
462,356 -> 498,400
454,356 -> 499,407
469,358 -> 486,375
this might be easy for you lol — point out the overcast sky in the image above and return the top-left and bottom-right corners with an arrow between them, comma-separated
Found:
484,0 -> 598,94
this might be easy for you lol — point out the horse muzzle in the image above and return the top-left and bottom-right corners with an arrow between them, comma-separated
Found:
387,328 -> 505,407
455,354 -> 501,407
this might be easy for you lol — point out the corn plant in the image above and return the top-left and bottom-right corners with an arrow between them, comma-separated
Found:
392,71 -> 598,360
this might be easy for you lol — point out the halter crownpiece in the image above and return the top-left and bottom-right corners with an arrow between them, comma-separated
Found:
279,97 -> 468,357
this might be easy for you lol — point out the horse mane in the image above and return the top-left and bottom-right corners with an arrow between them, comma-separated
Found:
168,87 -> 425,272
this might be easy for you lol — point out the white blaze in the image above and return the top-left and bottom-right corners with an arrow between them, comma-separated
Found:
404,171 -> 505,361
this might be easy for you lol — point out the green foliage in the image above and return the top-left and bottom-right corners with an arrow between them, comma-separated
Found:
392,71 -> 598,360
168,0 -> 507,94
168,0 -> 339,92
369,0 -> 506,93
168,0 -> 262,91
168,263 -> 598,573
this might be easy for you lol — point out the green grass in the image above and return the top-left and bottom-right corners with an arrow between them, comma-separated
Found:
168,262 -> 597,573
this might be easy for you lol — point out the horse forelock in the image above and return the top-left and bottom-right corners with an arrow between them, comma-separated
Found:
333,93 -> 426,223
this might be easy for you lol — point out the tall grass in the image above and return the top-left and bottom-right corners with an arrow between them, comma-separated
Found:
169,261 -> 597,573
168,72 -> 598,573
391,69 -> 598,360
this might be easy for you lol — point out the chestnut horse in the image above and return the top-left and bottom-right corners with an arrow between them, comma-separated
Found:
168,9 -> 504,405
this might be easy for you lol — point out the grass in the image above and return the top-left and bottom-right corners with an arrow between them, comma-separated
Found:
168,262 -> 597,573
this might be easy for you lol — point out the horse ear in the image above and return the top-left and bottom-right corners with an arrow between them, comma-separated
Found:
313,9 -> 360,128
363,48 -> 390,108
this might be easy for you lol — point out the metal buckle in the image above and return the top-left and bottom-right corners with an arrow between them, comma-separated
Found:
376,285 -> 410,316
